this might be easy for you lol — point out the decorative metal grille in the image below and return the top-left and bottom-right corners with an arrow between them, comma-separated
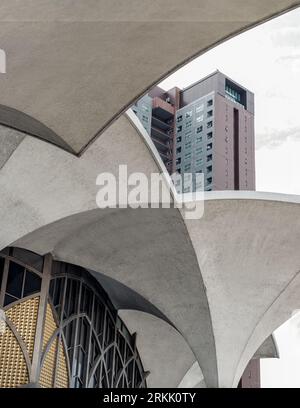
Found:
0,248 -> 147,388
49,263 -> 147,388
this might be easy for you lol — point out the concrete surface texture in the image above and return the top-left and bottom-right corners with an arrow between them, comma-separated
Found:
0,1 -> 299,154
14,198 -> 300,388
178,334 -> 278,388
0,112 -> 299,387
1,1 -> 300,388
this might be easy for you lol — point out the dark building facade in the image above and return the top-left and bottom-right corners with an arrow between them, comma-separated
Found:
0,247 -> 147,388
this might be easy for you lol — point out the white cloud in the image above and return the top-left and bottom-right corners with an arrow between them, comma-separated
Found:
256,126 -> 300,149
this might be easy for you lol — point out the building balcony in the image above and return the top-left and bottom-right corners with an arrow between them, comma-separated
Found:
151,126 -> 172,143
151,116 -> 173,132
152,97 -> 175,121
151,136 -> 170,153
158,150 -> 171,162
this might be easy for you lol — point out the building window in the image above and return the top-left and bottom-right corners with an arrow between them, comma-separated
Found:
196,115 -> 204,123
183,186 -> 191,193
207,110 -> 213,118
196,147 -> 203,154
176,147 -> 181,154
206,177 -> 212,184
207,165 -> 212,173
207,121 -> 213,128
184,164 -> 191,171
0,248 -> 147,389
186,122 -> 192,129
225,84 -> 242,103
177,125 -> 182,132
176,136 -> 182,143
196,158 -> 203,166
185,111 -> 193,119
185,141 -> 192,149
207,143 -> 213,151
185,152 -> 192,160
196,104 -> 204,113
207,154 -> 212,162
196,136 -> 202,144
196,126 -> 203,134
177,115 -> 183,123
207,132 -> 213,140
176,158 -> 181,165
4,260 -> 42,306
207,99 -> 213,107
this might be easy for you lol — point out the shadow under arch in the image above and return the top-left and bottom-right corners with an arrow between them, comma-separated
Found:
12,205 -> 218,387
0,104 -> 76,155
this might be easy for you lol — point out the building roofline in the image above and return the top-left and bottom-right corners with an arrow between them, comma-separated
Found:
177,69 -> 254,96
180,70 -> 220,93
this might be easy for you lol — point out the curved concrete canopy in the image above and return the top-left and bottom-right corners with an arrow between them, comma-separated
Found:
254,335 -> 279,359
178,361 -> 206,388
0,124 -> 24,170
119,310 -> 197,388
0,113 -> 165,249
179,334 -> 278,388
12,197 -> 300,388
0,110 -> 298,387
0,0 -> 299,154
88,269 -> 175,328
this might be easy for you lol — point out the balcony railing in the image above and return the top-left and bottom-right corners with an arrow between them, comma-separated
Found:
152,97 -> 175,116
151,126 -> 172,142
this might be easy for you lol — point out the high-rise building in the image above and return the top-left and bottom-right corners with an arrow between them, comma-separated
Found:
134,70 -> 259,388
131,94 -> 153,136
135,70 -> 255,192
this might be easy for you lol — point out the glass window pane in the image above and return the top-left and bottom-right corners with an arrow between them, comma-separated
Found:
23,270 -> 41,297
0,257 -> 4,289
6,262 -> 24,298
4,294 -> 17,307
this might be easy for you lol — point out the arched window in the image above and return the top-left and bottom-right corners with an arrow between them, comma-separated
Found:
0,247 -> 147,388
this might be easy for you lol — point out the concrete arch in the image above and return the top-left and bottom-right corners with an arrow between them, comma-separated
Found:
0,1 -> 299,153
254,335 -> 279,359
178,361 -> 206,388
184,193 -> 300,387
12,194 -> 300,387
0,112 -> 217,387
178,334 -> 278,388
13,206 -> 218,388
88,268 -> 175,329
1,107 -> 300,387
118,310 -> 197,388
0,105 -> 75,154
0,113 -> 165,249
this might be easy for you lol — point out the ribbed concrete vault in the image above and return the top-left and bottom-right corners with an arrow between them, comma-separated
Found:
0,0 -> 299,153
0,109 -> 300,387
13,196 -> 300,388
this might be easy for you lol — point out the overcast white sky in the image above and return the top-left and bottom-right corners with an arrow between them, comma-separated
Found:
159,7 -> 300,387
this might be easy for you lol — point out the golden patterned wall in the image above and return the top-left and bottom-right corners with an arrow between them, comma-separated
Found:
39,303 -> 69,388
0,297 -> 69,388
0,296 -> 39,388
6,297 -> 39,360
